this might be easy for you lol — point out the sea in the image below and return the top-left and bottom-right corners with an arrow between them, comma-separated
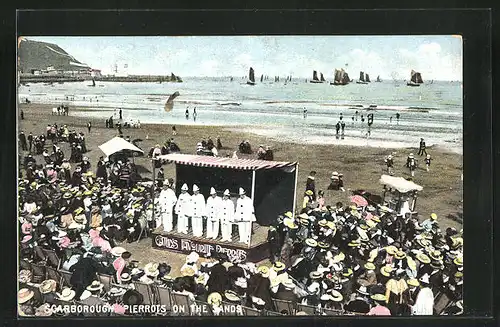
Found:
18,77 -> 463,154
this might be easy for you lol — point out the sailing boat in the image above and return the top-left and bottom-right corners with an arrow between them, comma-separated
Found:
260,74 -> 264,83
376,75 -> 382,82
320,73 -> 326,82
407,70 -> 423,87
356,72 -> 368,84
365,74 -> 371,83
247,67 -> 256,85
310,70 -> 322,83
331,69 -> 350,86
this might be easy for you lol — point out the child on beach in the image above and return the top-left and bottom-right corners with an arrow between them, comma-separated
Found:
384,155 -> 394,175
172,126 -> 177,136
425,154 -> 432,172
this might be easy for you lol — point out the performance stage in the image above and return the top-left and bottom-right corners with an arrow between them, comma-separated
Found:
151,223 -> 270,263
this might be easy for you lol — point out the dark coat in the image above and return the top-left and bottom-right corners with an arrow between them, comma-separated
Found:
206,263 -> 229,294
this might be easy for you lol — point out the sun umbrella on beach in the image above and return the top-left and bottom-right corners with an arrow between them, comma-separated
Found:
350,195 -> 368,207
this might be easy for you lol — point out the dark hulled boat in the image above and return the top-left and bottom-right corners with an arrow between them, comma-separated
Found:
407,70 -> 423,87
356,71 -> 368,84
331,69 -> 350,86
247,67 -> 256,85
310,70 -> 323,83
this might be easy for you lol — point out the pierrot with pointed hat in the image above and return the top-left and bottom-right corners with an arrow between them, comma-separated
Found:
234,187 -> 256,245
175,183 -> 192,234
190,184 -> 206,237
220,189 -> 234,242
206,187 -> 223,239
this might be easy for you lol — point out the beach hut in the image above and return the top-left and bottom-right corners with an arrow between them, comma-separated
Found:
98,136 -> 144,162
379,175 -> 423,217
156,153 -> 298,226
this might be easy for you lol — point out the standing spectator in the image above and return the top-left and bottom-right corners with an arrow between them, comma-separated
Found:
425,154 -> 432,172
87,122 -> 92,133
418,138 -> 428,156
19,132 -> 28,151
27,132 -> 33,152
305,171 -> 317,201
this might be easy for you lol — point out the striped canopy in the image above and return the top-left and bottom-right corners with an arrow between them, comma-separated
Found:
156,154 -> 296,171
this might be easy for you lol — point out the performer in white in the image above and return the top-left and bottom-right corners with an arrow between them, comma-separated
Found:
160,181 -> 177,232
234,188 -> 256,245
206,187 -> 222,239
220,189 -> 234,242
175,183 -> 192,234
191,184 -> 206,237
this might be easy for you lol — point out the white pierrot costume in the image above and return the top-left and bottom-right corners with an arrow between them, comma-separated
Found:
206,187 -> 223,239
175,184 -> 192,234
234,188 -> 256,245
159,182 -> 177,232
191,184 -> 206,237
220,189 -> 234,242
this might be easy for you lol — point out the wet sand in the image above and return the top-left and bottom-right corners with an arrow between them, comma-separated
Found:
18,103 -> 463,273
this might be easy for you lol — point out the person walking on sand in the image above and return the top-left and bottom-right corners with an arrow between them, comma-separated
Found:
390,116 -> 393,124
27,132 -> 33,153
87,122 -> 92,133
193,107 -> 197,121
172,125 -> 177,136
418,138 -> 427,156
341,121 -> 346,135
21,110 -> 24,120
119,108 -> 123,120
396,113 -> 400,124
425,154 -> 432,172
384,154 -> 394,175
185,108 -> 189,120
303,109 -> 308,119
406,153 -> 417,177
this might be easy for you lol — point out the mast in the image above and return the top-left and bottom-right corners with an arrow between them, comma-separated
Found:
312,70 -> 319,81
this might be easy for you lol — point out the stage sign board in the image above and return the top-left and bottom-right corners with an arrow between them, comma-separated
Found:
151,233 -> 268,262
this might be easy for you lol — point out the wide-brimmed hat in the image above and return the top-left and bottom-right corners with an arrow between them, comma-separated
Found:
239,188 -> 246,195
318,241 -> 330,249
395,250 -> 407,260
86,280 -> 104,292
371,294 -> 387,302
35,303 -> 53,317
111,247 -> 127,257
121,273 -> 131,282
429,250 -> 443,261
364,262 -> 376,270
342,267 -> 353,277
272,262 -> 286,272
326,221 -> 336,230
348,240 -> 361,247
186,252 -> 200,263
380,266 -> 393,277
39,279 -> 57,294
407,279 -> 420,287
108,287 -> 127,298
309,271 -> 323,279
19,270 -> 32,283
251,296 -> 265,306
58,288 -> 76,301
298,213 -> 309,219
224,290 -> 240,302
74,215 -> 85,224
453,256 -> 463,266
207,292 -> 222,305
385,245 -> 397,255
416,252 -> 431,264
416,238 -> 432,248
284,219 -> 298,229
282,278 -> 295,289
305,190 -> 313,196
144,263 -> 160,277
305,238 -> 318,247
357,285 -> 369,295
181,266 -> 195,277
257,266 -> 270,277
18,288 -> 34,304
329,290 -> 343,302
235,277 -> 248,289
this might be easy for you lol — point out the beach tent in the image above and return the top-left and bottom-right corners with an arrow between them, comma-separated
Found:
99,136 -> 144,158
379,174 -> 423,216
156,153 -> 298,226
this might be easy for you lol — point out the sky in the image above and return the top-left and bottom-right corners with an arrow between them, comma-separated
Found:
26,36 -> 463,81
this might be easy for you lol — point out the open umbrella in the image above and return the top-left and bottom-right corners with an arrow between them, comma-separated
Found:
350,195 -> 368,207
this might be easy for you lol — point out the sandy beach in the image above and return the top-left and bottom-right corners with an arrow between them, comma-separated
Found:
18,103 -> 463,274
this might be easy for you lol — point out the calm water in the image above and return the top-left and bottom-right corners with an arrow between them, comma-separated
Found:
19,77 -> 463,153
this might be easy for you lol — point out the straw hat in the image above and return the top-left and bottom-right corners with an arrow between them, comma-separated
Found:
86,280 -> 104,292
207,292 -> 222,305
284,219 -> 298,229
109,287 -> 127,298
326,221 -> 336,230
305,238 -> 318,247
186,252 -> 200,263
224,290 -> 240,302
342,267 -> 353,277
429,250 -> 443,261
257,266 -> 270,277
282,278 -> 295,289
380,266 -> 393,277
111,247 -> 127,257
272,261 -> 286,272
284,211 -> 293,219
39,279 -> 57,294
58,288 -> 76,301
298,213 -> 309,219
371,215 -> 381,223
318,219 -> 328,227
121,273 -> 131,282
364,262 -> 376,270
309,271 -> 323,279
453,256 -> 463,266
430,213 -> 438,220
18,288 -> 34,304
454,271 -> 463,279
19,270 -> 32,283
318,241 -> 330,249
252,296 -> 265,306
329,290 -> 343,302
407,279 -> 420,287
180,266 -> 195,277
356,285 -> 369,295
348,240 -> 361,247
385,245 -> 397,255
80,290 -> 92,301
144,263 -> 160,277
395,250 -> 407,260
305,190 -> 313,196
371,294 -> 387,302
